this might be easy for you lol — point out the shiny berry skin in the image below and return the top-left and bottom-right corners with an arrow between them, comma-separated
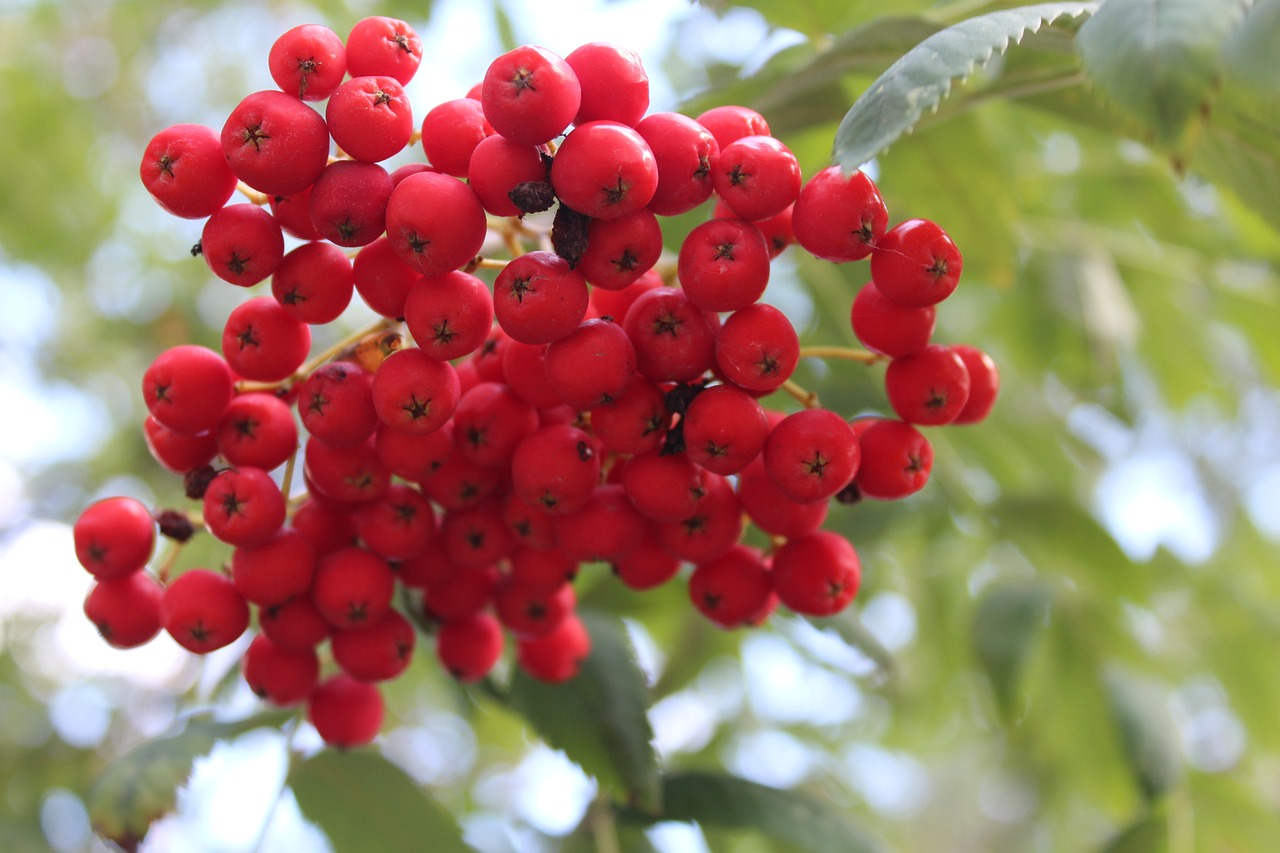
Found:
950,345 -> 999,424
652,473 -> 743,565
272,241 -> 355,325
791,166 -> 888,262
735,455 -> 828,538
307,674 -> 384,747
260,595 -> 332,651
216,392 -> 298,472
511,423 -> 600,515
770,530 -> 860,617
404,271 -> 494,362
139,124 -> 238,219
763,408 -> 861,503
712,135 -> 801,222
695,105 -> 770,148
451,382 -> 539,469
142,345 -> 233,436
689,544 -> 773,629
611,537 -> 682,591
243,633 -> 320,706
566,42 -> 649,126
552,484 -> 647,563
884,343 -> 971,426
576,209 -> 663,291
352,236 -> 420,319
436,612 -> 505,682
871,218 -> 963,308
544,318 -> 636,408
853,418 -> 933,500
200,203 -> 285,287
517,612 -> 591,683
588,378 -> 668,456
682,384 -> 769,475
74,496 -> 155,580
221,90 -> 330,197
850,280 -> 935,357
230,527 -> 316,607
161,568 -> 251,654
622,287 -> 718,383
312,547 -> 396,629
371,347 -> 461,435
270,186 -> 324,241
481,45 -> 581,147
621,450 -> 707,523
494,577 -> 575,638
550,121 -> 658,220
331,608 -> 416,682
268,24 -> 347,101
420,97 -> 493,177
299,361 -> 379,448
493,251 -> 590,345
353,483 -> 436,561
385,172 -> 488,277
84,572 -> 164,648
304,437 -> 391,505
636,112 -> 719,216
715,303 -> 800,393
202,467 -> 287,548
677,218 -> 771,312
346,16 -> 422,85
327,75 -> 414,163
308,160 -> 394,247
467,134 -> 548,217
144,416 -> 218,474
222,296 -> 311,383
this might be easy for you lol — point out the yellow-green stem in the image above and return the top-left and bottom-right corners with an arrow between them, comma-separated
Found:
798,345 -> 886,365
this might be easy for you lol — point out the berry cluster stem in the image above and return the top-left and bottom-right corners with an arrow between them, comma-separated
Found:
798,345 -> 886,365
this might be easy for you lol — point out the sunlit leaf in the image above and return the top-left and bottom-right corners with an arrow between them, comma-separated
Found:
1077,0 -> 1240,153
834,3 -> 1098,168
86,710 -> 293,848
1103,668 -> 1181,802
973,579 -> 1053,722
507,609 -> 661,812
622,771 -> 885,853
290,749 -> 472,853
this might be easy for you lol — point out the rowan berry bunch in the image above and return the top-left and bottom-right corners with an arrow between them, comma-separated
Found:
76,16 -> 999,749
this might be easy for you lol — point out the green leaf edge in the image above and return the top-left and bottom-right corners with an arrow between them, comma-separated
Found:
834,1 -> 1099,170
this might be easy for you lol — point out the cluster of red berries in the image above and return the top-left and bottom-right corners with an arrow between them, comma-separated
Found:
74,16 -> 998,748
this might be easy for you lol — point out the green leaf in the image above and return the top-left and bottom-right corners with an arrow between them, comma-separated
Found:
973,580 -> 1053,722
506,609 -> 661,812
1222,0 -> 1280,96
87,710 -> 294,848
1104,668 -> 1182,802
1096,809 -> 1169,853
1077,0 -> 1241,152
833,2 -> 1098,168
623,771 -> 884,853
289,749 -> 472,853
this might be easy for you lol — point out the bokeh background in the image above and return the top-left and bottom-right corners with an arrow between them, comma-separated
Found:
2,0 -> 1278,851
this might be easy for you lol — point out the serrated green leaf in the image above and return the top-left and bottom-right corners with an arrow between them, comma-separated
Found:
973,580 -> 1053,722
622,771 -> 884,853
833,2 -> 1098,168
290,749 -> 472,853
87,710 -> 294,847
1104,669 -> 1182,802
507,609 -> 661,812
1077,0 -> 1241,152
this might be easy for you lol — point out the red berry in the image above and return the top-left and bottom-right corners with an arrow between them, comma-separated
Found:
143,345 -> 233,436
202,467 -> 287,548
420,98 -> 494,177
622,287 -> 718,383
712,135 -> 801,222
511,423 -> 600,515
735,455 -> 828,538
652,473 -> 743,564
763,408 -> 860,503
565,43 -> 649,126
243,633 -> 320,706
517,612 -> 591,683
544,318 -> 637,409
201,203 -> 285,287
467,134 -> 549,217
312,547 -> 396,629
74,496 -> 155,579
770,530 -> 860,616
161,568 -> 251,653
272,241 -> 355,325
950,345 -> 999,424
850,280 -> 935,358
84,572 -> 163,648
308,674 -> 384,747
695,105 -> 770,148
352,236 -> 421,319
326,76 -> 414,163
550,121 -> 658,220
481,45 -> 581,147
370,347 -> 461,436
353,483 -> 437,561
552,484 -> 647,563
269,24 -> 347,101
493,251 -> 590,345
714,303 -> 799,394
884,343 -> 971,426
403,271 -> 495,362
261,595 -> 332,651
304,436 -> 391,505
385,172 -> 488,277
854,419 -> 933,500
309,160 -> 394,247
222,296 -> 310,383
221,90 -> 330,197
682,384 -> 770,475
216,392 -> 298,472
689,544 -> 772,628
588,378 -> 669,456
436,612 -> 505,682
610,536 -> 681,591
346,17 -> 422,85
677,218 -> 771,313
144,416 -> 218,474
299,361 -> 379,448
576,209 -> 663,291
139,124 -> 238,219
332,608 -> 416,682
231,527 -> 316,607
871,218 -> 963,308
791,166 -> 888,262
